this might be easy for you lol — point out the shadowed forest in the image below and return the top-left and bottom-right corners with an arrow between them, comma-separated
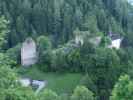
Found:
0,0 -> 133,100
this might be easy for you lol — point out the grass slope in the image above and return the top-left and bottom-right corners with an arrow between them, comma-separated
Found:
17,67 -> 83,94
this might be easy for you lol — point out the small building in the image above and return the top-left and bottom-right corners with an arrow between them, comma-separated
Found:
18,78 -> 46,94
21,38 -> 37,66
75,35 -> 84,46
108,34 -> 122,49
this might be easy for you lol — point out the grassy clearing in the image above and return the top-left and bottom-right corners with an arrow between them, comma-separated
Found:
17,67 -> 83,94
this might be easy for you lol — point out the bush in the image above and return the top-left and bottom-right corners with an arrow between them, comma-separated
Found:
51,50 -> 68,72
0,87 -> 37,100
37,36 -> 52,71
71,86 -> 95,100
38,89 -> 58,100
0,53 -> 16,67
0,65 -> 18,89
6,44 -> 21,64
80,74 -> 97,93
58,94 -> 70,100
67,49 -> 82,72
110,75 -> 133,100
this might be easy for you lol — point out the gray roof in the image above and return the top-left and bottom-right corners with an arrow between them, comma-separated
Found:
110,34 -> 121,40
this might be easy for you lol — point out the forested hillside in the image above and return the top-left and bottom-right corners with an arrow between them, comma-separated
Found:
0,0 -> 132,47
1,0 -> 133,100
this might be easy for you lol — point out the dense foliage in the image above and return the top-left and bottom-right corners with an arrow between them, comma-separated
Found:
0,0 -> 133,100
0,0 -> 132,47
71,86 -> 94,100
110,75 -> 133,100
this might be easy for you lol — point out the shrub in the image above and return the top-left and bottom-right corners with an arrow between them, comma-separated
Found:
71,86 -> 95,100
38,89 -> 58,100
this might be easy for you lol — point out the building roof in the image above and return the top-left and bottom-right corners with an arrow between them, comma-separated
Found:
108,32 -> 121,40
110,34 -> 121,40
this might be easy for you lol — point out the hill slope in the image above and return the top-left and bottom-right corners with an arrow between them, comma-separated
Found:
0,0 -> 132,47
